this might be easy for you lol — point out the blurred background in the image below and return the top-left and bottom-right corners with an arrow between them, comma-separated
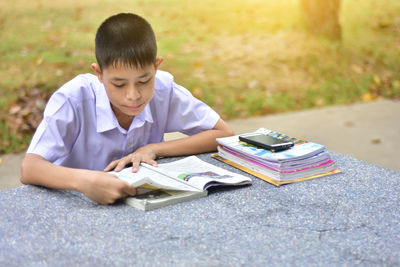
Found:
0,0 -> 399,154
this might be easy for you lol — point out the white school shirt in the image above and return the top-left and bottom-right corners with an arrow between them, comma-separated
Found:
27,70 -> 220,170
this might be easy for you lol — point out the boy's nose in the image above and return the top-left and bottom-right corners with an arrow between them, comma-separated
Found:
126,85 -> 141,100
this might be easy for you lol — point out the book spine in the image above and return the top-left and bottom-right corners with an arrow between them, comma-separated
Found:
219,146 -> 334,174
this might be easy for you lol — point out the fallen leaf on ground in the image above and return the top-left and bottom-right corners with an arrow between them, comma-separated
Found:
247,80 -> 259,89
373,75 -> 381,85
315,98 -> 324,106
351,64 -> 363,74
191,86 -> 203,98
362,92 -> 373,102
345,121 -> 354,127
371,138 -> 381,144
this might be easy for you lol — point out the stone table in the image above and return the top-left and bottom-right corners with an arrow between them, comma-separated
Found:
0,152 -> 399,266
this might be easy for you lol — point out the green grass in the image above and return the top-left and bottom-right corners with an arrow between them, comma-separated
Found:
0,0 -> 399,153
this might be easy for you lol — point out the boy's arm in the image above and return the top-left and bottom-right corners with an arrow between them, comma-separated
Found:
21,154 -> 137,204
105,119 -> 234,172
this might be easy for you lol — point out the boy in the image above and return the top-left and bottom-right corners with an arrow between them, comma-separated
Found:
21,13 -> 233,205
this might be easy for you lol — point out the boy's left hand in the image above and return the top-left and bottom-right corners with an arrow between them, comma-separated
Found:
104,144 -> 158,173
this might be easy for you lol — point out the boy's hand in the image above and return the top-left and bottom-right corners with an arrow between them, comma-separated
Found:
79,171 -> 137,205
103,144 -> 158,173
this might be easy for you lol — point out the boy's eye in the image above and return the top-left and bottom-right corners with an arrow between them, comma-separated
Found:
112,83 -> 125,88
138,79 -> 151,85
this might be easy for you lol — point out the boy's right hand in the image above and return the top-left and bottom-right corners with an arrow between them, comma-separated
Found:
78,171 -> 137,205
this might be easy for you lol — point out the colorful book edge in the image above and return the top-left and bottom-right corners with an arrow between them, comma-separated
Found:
211,154 -> 342,186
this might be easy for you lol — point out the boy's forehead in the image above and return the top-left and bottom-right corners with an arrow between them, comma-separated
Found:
103,62 -> 155,78
107,60 -> 155,71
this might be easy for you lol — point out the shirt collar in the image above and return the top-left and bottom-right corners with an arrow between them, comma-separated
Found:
95,85 -> 118,133
95,85 -> 154,133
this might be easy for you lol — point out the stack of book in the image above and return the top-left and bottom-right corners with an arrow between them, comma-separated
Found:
213,128 -> 341,186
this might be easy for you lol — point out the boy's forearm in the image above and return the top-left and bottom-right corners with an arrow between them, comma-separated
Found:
21,154 -> 137,205
151,131 -> 219,157
20,153 -> 87,191
152,119 -> 234,157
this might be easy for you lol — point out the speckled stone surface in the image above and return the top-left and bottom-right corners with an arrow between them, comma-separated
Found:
1,152 -> 399,266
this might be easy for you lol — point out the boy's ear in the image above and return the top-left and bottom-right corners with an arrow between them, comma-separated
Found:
91,63 -> 103,82
155,57 -> 163,69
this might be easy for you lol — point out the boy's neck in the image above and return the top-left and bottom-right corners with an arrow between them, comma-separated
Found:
118,116 -> 134,130
111,104 -> 134,130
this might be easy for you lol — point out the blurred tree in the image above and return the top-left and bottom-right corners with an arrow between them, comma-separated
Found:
300,0 -> 342,41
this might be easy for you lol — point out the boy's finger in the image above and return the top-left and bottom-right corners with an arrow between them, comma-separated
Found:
122,184 -> 137,196
104,160 -> 118,172
143,157 -> 158,167
130,156 -> 141,173
114,157 -> 131,172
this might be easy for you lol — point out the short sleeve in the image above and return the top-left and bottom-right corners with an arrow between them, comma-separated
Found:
165,82 -> 220,135
27,92 -> 80,163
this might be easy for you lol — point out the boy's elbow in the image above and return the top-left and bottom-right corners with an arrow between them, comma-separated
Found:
20,157 -> 30,184
219,128 -> 234,139
215,119 -> 235,137
20,154 -> 40,185
224,127 -> 235,137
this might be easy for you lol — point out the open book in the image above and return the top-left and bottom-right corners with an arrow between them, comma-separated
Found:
110,156 -> 252,211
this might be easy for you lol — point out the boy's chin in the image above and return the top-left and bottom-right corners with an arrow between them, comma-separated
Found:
122,106 -> 146,117
112,104 -> 145,120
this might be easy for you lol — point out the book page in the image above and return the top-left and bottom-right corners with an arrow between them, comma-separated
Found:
146,156 -> 251,190
109,166 -> 200,192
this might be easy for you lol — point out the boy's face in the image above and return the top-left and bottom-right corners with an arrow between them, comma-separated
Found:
92,58 -> 163,127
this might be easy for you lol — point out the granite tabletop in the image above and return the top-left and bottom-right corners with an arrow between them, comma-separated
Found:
0,152 -> 399,266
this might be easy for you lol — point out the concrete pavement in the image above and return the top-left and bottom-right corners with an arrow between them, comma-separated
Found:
1,99 -> 399,190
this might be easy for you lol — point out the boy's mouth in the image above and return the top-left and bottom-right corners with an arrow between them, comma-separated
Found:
124,103 -> 143,111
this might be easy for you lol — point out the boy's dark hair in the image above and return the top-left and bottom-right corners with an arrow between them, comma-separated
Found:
95,13 -> 157,70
